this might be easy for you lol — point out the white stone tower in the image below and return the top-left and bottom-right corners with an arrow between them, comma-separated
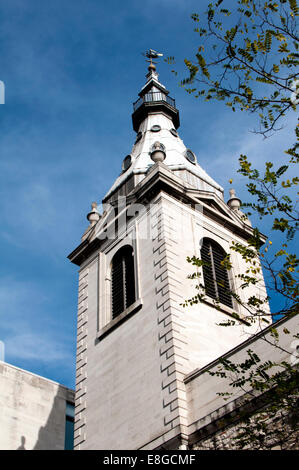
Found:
68,56 -> 268,450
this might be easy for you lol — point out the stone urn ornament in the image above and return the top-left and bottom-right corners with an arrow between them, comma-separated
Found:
150,141 -> 166,163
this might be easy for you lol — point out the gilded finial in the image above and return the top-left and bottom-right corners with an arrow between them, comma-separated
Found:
142,49 -> 163,73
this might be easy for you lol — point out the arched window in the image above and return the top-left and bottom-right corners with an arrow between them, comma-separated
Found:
111,245 -> 136,319
200,238 -> 233,308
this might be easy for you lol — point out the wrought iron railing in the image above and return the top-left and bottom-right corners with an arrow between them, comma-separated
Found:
133,92 -> 176,111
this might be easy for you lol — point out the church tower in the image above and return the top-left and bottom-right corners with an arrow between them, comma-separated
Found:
68,54 -> 268,450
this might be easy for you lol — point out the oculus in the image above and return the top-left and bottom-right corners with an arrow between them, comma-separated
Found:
122,155 -> 132,172
150,125 -> 161,132
135,131 -> 142,143
185,149 -> 196,164
170,128 -> 178,137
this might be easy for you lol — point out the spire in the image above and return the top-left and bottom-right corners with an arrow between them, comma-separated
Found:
132,49 -> 180,132
102,53 -> 224,202
144,49 -> 162,82
146,62 -> 159,82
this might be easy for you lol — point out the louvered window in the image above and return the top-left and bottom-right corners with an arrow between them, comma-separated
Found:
111,245 -> 136,319
200,239 -> 233,308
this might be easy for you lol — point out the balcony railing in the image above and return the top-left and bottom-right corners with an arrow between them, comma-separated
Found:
133,92 -> 176,112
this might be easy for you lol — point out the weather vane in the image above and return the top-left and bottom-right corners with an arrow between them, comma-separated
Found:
142,49 -> 163,69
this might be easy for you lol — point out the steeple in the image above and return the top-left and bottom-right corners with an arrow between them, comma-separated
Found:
68,54 -> 269,451
103,53 -> 223,203
132,50 -> 180,132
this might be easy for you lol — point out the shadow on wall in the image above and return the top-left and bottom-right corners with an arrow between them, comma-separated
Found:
14,385 -> 71,450
33,386 -> 68,450
17,436 -> 26,450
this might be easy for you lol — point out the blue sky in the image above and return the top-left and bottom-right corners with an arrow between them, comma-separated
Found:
0,0 -> 297,388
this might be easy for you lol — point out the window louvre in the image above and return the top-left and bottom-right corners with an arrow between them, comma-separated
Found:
201,242 -> 217,300
111,246 -> 136,319
200,239 -> 233,308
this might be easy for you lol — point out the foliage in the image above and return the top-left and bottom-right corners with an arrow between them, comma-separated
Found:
170,0 -> 299,136
175,0 -> 299,450
203,352 -> 299,449
171,0 -> 299,322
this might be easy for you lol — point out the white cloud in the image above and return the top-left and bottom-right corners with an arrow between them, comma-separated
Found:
4,333 -> 71,363
0,277 -> 72,365
200,112 -> 298,202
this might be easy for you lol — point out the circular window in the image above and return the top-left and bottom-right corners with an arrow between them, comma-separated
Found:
185,149 -> 196,164
150,125 -> 161,132
170,128 -> 178,137
122,155 -> 132,172
135,131 -> 142,143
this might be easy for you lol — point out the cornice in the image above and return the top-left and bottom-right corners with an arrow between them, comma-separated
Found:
67,162 -> 265,266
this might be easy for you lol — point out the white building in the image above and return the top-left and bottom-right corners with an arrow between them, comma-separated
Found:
68,61 -> 297,450
0,362 -> 75,450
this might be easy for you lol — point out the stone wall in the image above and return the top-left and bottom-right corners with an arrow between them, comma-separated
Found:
185,314 -> 298,450
73,190 -> 270,450
0,362 -> 74,450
